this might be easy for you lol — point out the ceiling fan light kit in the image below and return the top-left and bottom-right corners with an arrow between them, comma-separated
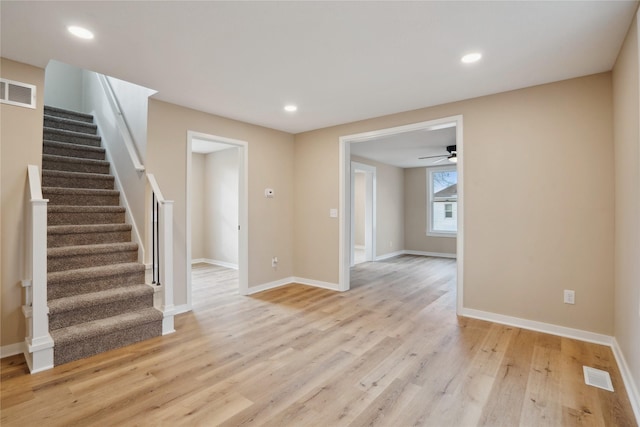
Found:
419,144 -> 458,164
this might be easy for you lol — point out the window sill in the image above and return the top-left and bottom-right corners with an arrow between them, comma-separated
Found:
427,232 -> 457,238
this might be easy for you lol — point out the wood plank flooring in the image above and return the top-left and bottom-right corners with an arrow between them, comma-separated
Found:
1,256 -> 637,426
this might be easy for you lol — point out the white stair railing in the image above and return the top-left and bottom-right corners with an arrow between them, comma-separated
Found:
147,173 -> 175,335
23,164 -> 54,373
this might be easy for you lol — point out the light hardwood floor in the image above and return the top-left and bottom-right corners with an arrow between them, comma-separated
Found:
1,256 -> 636,426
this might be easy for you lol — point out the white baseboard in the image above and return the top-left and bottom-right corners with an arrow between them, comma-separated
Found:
459,308 -> 613,346
375,250 -> 405,261
245,277 -> 294,295
246,276 -> 342,295
172,303 -> 192,315
292,277 -> 341,291
192,258 -> 239,270
0,342 -> 25,359
374,250 -> 456,262
403,250 -> 457,259
612,338 -> 640,422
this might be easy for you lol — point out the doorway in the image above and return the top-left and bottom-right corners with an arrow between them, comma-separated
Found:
351,162 -> 376,266
186,131 -> 249,308
339,115 -> 464,313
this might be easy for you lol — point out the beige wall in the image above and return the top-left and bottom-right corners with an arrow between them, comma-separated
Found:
1,59 -> 45,347
404,167 -> 457,255
147,99 -> 294,306
191,153 -> 205,260
294,73 -> 614,334
613,13 -> 640,399
351,155 -> 404,258
204,148 -> 239,265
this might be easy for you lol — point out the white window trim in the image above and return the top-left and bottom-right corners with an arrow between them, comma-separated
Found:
427,165 -> 457,238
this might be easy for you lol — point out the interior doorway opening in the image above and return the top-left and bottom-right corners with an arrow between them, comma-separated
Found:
351,162 -> 376,266
186,131 -> 249,308
339,115 -> 464,314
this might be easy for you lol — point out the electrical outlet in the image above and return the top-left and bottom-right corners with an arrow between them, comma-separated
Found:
564,290 -> 575,305
272,257 -> 278,268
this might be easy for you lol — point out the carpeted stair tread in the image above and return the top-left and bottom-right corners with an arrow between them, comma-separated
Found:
48,241 -> 138,257
43,186 -> 119,206
48,262 -> 145,284
42,154 -> 110,169
49,284 -> 153,315
43,140 -> 106,160
47,263 -> 146,299
50,307 -> 162,346
43,170 -> 114,190
48,205 -> 126,224
44,115 -> 98,135
43,127 -> 102,147
44,106 -> 94,123
48,223 -> 132,247
48,223 -> 131,235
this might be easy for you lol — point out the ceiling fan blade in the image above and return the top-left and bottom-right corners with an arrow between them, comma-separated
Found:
418,154 -> 448,159
432,157 -> 446,164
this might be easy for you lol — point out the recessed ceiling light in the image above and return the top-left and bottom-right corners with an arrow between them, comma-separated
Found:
284,105 -> 298,112
68,26 -> 94,40
461,52 -> 482,64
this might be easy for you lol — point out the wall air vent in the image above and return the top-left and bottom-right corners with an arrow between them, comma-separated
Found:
0,78 -> 36,109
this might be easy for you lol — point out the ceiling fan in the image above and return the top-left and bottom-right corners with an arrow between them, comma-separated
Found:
419,144 -> 457,163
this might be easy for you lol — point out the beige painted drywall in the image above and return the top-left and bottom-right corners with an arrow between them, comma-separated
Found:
354,172 -> 365,247
404,167 -> 457,255
191,153 -> 205,260
294,73 -> 614,334
1,58 -> 45,347
351,155 -> 404,258
204,148 -> 239,265
613,13 -> 640,401
147,99 -> 294,306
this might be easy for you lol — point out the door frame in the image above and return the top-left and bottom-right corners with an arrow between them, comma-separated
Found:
186,130 -> 249,307
338,115 -> 464,314
351,162 -> 376,265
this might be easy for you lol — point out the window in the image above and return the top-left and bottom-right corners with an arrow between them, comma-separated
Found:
428,167 -> 457,236
444,203 -> 453,218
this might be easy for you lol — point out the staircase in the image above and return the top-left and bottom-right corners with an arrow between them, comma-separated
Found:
41,105 -> 162,366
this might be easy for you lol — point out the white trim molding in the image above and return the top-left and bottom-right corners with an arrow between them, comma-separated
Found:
191,258 -> 239,270
403,250 -> 456,259
1,342 -> 25,359
292,277 -> 341,292
375,250 -> 406,261
612,338 -> 640,422
245,277 -> 295,295
460,308 -> 614,346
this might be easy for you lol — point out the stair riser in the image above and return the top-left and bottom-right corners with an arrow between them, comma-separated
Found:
48,270 -> 146,299
43,175 -> 114,190
43,144 -> 106,161
44,129 -> 101,148
49,294 -> 153,330
48,230 -> 131,247
43,158 -> 110,174
53,320 -> 162,366
44,192 -> 119,206
44,107 -> 94,123
48,250 -> 138,273
44,116 -> 98,135
48,211 -> 125,225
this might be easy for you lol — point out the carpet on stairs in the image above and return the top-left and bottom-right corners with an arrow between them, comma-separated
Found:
42,105 -> 162,366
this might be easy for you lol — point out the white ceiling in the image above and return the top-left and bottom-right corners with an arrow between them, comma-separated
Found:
191,138 -> 236,155
351,126 -> 457,169
1,1 -> 637,134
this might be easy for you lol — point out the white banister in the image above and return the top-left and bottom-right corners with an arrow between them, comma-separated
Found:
147,173 -> 175,335
96,74 -> 145,172
24,165 -> 54,373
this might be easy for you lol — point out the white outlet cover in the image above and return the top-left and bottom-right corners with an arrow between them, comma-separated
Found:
329,208 -> 338,218
265,188 -> 274,198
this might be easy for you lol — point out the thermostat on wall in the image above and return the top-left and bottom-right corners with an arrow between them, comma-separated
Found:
265,188 -> 274,198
